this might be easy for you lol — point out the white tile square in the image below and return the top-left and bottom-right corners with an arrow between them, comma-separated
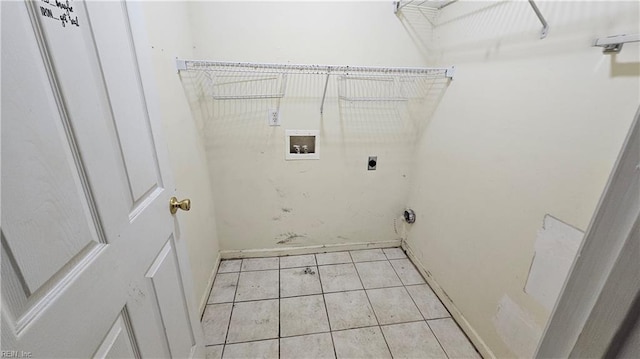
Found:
349,249 -> 386,262
381,322 -> 447,358
390,259 -> 426,285
202,304 -> 232,346
235,270 -> 279,302
324,291 -> 377,330
280,333 -> 335,359
280,295 -> 330,337
355,261 -> 402,289
222,339 -> 278,359
332,327 -> 391,359
207,272 -> 239,304
383,247 -> 407,260
241,257 -> 279,271
318,264 -> 363,293
205,345 -> 223,359
218,259 -> 242,273
227,299 -> 279,344
280,254 -> 316,269
428,318 -> 481,359
280,267 -> 322,298
406,284 -> 450,319
316,251 -> 352,265
366,287 -> 423,325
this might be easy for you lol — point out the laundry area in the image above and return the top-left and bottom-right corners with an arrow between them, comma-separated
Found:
2,1 -> 639,358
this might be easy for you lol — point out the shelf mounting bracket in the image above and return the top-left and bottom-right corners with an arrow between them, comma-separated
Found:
528,0 -> 549,39
320,69 -> 331,115
593,34 -> 640,54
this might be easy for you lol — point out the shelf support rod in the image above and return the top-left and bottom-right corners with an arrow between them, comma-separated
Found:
320,69 -> 331,115
528,0 -> 549,39
438,0 -> 458,10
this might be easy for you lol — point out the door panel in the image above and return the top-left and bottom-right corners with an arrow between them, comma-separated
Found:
1,1 -> 203,357
146,238 -> 196,358
85,1 -> 164,216
1,0 -> 103,296
93,308 -> 140,359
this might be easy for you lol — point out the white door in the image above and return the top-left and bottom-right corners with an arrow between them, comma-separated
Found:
1,1 -> 203,358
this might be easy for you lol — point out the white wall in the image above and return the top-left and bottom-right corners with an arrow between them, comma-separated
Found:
185,2 -> 435,251
139,2 -> 221,311
404,1 -> 640,357
139,2 -> 639,356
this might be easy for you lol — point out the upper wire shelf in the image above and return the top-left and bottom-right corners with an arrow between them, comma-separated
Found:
176,59 -> 455,114
394,0 -> 549,39
177,59 -> 453,77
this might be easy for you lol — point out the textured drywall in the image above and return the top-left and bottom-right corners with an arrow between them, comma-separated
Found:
404,1 -> 640,357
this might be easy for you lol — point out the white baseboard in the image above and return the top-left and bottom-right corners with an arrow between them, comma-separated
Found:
220,240 -> 401,259
199,252 -> 221,318
402,240 -> 496,359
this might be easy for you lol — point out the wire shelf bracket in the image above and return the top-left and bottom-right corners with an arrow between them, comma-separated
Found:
593,34 -> 640,54
176,59 -> 455,114
528,0 -> 549,39
175,58 -> 187,73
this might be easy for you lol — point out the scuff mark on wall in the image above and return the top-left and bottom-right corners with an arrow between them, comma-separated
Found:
524,214 -> 584,311
493,295 -> 542,358
276,232 -> 307,244
281,208 -> 293,213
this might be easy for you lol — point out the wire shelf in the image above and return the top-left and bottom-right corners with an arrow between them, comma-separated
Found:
394,0 -> 549,39
179,59 -> 452,77
177,59 -> 454,112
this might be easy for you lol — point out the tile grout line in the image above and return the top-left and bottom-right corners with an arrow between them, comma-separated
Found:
388,257 -> 427,320
400,257 -> 470,358
384,249 -> 446,358
349,251 -> 395,358
220,259 -> 242,358
206,317 -> 437,348
426,319 -> 452,359
387,255 -> 451,359
333,320 -> 422,334
211,285 -> 408,305
315,253 -> 339,359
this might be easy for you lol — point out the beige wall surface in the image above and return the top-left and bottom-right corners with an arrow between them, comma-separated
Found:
140,2 -> 221,310
404,1 -> 640,357
184,1 -> 438,251
140,1 -> 639,356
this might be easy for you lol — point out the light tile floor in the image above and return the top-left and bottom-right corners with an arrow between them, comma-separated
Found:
202,248 -> 481,359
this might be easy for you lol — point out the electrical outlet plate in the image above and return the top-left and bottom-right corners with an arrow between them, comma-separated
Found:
268,109 -> 280,126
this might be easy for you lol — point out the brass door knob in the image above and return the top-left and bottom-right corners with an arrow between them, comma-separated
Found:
170,197 -> 191,214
